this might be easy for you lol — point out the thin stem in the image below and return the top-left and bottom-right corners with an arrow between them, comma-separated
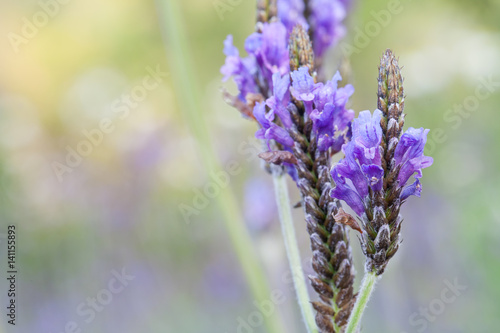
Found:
155,2 -> 286,333
272,166 -> 317,333
345,271 -> 379,333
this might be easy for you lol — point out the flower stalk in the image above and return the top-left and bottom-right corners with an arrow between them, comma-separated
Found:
271,165 -> 317,333
345,272 -> 378,333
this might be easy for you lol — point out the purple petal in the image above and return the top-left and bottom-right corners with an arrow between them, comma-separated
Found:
253,102 -> 270,129
268,99 -> 293,129
272,71 -> 290,102
398,155 -> 434,186
223,35 -> 239,56
316,135 -> 335,152
266,72 -> 292,128
220,37 -> 258,100
266,124 -> 294,148
336,147 -> 369,199
394,127 -> 430,166
244,32 -> 262,55
277,0 -> 308,33
284,162 -> 298,182
394,128 -> 433,186
291,67 -> 316,102
310,0 -> 347,57
311,104 -> 335,134
261,22 -> 289,75
255,128 -> 266,140
330,167 -> 365,215
361,164 -> 384,192
313,72 -> 342,110
335,84 -> 355,106
352,110 -> 383,165
400,179 -> 422,201
220,56 -> 240,82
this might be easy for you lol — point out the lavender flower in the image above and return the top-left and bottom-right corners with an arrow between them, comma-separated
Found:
266,72 -> 293,128
255,22 -> 290,80
254,101 -> 294,149
311,73 -> 354,152
221,35 -> 258,101
290,66 -> 316,102
309,0 -> 348,58
331,50 -> 434,275
277,0 -> 308,33
394,127 -> 434,186
221,4 -> 358,331
221,22 -> 290,102
288,64 -> 355,152
331,111 -> 432,214
223,24 -> 353,158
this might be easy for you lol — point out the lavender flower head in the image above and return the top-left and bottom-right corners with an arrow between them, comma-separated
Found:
278,0 -> 351,59
289,66 -> 355,151
311,72 -> 354,152
331,110 -> 432,216
221,22 -> 290,102
222,23 -> 355,160
331,50 -> 434,275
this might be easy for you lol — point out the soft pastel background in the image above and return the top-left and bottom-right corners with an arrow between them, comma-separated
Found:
0,0 -> 499,332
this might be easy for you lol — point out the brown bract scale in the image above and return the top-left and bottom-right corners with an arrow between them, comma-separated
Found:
246,92 -> 265,109
221,88 -> 256,120
258,151 -> 298,165
334,208 -> 363,234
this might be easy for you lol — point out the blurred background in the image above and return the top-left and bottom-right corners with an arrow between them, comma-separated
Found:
0,0 -> 499,332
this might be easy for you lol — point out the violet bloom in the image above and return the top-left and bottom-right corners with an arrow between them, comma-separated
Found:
290,68 -> 354,152
394,127 -> 434,186
254,98 -> 297,181
313,71 -> 342,110
253,102 -> 294,149
266,72 -> 293,128
310,71 -> 354,152
290,66 -> 317,116
290,67 -> 316,102
220,35 -> 258,101
277,0 -> 308,33
247,22 -> 290,87
221,22 -> 290,100
331,110 -> 433,216
309,0 -> 348,58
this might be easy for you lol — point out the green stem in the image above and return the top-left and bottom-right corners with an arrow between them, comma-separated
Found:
345,271 -> 379,333
272,166 -> 317,333
155,2 -> 285,333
